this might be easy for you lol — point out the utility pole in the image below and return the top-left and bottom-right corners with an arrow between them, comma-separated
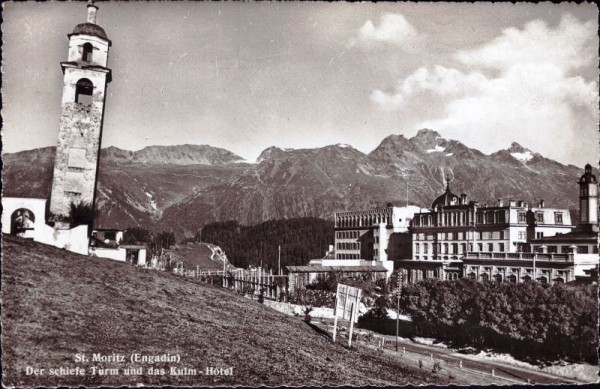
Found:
278,245 -> 281,276
396,272 -> 403,352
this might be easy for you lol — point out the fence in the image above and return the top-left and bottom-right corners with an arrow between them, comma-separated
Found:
189,267 -> 287,301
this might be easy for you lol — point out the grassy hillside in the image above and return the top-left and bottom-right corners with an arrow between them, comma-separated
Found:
1,235 -> 446,386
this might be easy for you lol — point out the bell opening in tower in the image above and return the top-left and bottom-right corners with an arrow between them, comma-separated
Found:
75,78 -> 93,105
82,43 -> 93,62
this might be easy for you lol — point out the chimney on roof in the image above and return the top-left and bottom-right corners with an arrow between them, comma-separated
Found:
539,199 -> 545,208
509,198 -> 516,207
460,193 -> 468,205
87,0 -> 98,24
498,198 -> 504,207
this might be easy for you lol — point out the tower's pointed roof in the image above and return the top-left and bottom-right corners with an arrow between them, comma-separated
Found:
579,163 -> 597,185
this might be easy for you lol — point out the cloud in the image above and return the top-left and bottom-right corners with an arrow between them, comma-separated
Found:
370,66 -> 487,110
456,14 -> 596,72
354,13 -> 420,49
370,14 -> 599,165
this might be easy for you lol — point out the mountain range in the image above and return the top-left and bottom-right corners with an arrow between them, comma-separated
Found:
3,129 -> 590,237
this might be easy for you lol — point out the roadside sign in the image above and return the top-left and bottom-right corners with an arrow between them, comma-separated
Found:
335,283 -> 362,322
332,283 -> 362,348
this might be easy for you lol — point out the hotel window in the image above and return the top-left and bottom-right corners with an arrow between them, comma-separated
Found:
415,244 -> 420,254
536,232 -> 544,239
535,212 -> 544,223
577,246 -> 589,254
518,231 -> 525,240
498,212 -> 506,223
477,213 -> 483,223
424,244 -> 429,254
477,243 -> 483,252
498,243 -> 505,252
554,212 -> 563,225
518,212 -> 526,223
487,243 -> 493,252
547,246 -> 557,253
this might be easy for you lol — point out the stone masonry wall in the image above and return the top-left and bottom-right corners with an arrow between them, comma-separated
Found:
50,67 -> 107,217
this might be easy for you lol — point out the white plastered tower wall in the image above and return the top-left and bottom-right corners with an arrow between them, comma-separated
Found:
49,2 -> 111,217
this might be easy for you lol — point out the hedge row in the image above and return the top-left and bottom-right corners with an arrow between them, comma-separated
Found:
399,279 -> 598,364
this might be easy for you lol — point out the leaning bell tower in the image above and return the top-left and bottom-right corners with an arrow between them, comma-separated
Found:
49,0 -> 112,218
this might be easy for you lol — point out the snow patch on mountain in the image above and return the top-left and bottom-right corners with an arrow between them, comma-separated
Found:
427,145 -> 446,153
511,151 -> 533,162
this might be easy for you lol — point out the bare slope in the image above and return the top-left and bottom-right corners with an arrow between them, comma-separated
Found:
1,236 -> 445,387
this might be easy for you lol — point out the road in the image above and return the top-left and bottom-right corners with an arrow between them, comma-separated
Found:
311,319 -> 587,385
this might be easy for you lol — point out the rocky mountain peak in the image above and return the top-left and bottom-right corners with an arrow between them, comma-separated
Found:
411,128 -> 446,152
506,142 -> 536,162
507,142 -> 530,154
414,128 -> 443,140
256,146 -> 284,163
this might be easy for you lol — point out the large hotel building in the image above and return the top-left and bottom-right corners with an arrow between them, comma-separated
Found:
333,165 -> 598,285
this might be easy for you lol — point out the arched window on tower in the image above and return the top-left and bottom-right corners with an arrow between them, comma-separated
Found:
75,78 -> 94,105
82,43 -> 93,62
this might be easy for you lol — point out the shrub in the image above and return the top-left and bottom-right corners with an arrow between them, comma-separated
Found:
399,279 -> 598,363
360,294 -> 390,321
289,288 -> 335,308
69,201 -> 97,235
304,306 -> 313,323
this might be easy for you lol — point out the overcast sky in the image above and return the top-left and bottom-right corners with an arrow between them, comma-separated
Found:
2,1 -> 598,166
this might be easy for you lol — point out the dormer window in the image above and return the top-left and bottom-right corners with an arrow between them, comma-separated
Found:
75,78 -> 93,105
82,43 -> 93,62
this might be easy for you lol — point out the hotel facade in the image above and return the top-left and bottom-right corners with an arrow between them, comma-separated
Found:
334,165 -> 598,285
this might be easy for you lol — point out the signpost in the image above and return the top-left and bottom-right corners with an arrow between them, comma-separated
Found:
332,283 -> 362,348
